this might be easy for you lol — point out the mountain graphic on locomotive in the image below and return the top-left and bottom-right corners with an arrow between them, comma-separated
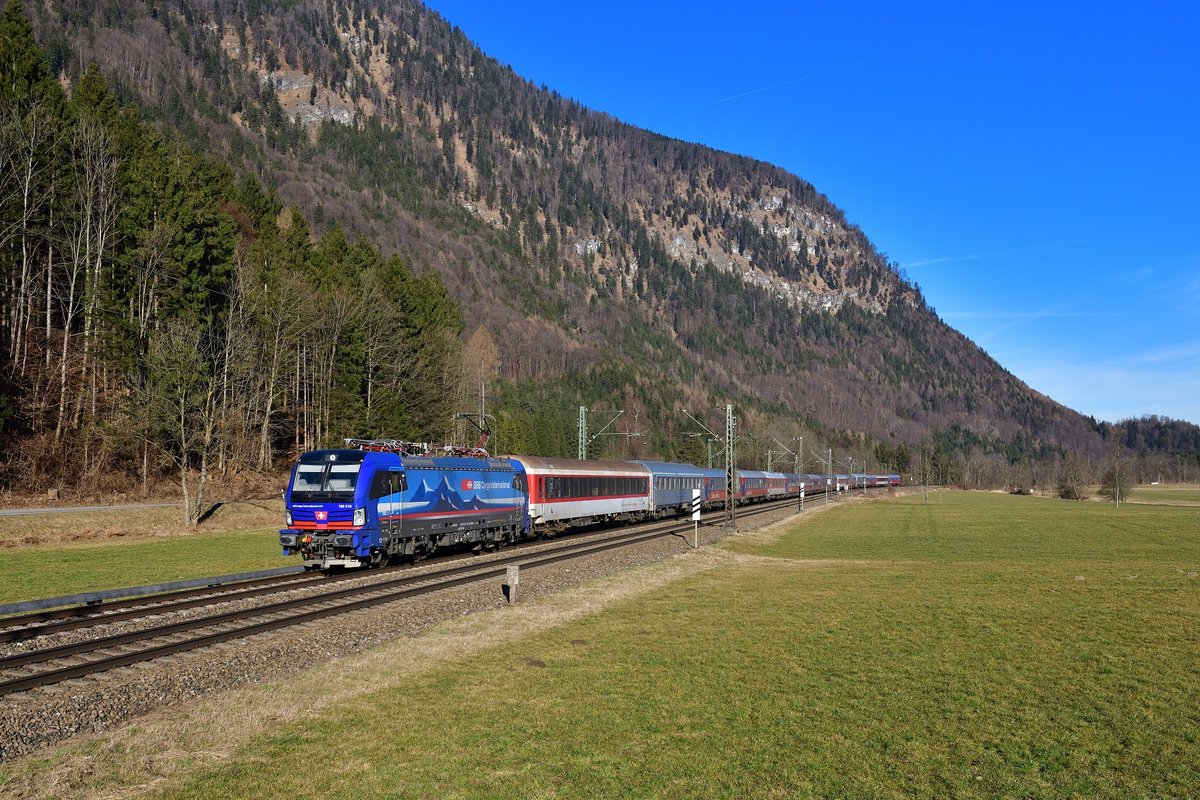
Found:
279,438 -> 899,571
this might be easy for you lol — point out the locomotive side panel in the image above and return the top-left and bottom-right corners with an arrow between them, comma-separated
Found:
375,457 -> 524,557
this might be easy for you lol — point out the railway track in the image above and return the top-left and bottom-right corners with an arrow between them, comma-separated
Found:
0,517 -> 664,646
0,570 -> 327,642
0,497 -> 803,698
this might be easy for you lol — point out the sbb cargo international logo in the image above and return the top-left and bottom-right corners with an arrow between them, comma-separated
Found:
461,479 -> 474,491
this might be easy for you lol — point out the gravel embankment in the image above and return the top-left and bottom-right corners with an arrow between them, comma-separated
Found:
0,504 -> 803,760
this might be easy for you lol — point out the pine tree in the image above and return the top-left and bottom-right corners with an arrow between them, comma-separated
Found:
0,0 -> 61,110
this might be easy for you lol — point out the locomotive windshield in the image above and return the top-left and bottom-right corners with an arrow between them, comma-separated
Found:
289,462 -> 361,502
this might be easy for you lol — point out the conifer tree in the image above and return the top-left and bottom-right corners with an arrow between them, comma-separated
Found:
0,0 -> 60,110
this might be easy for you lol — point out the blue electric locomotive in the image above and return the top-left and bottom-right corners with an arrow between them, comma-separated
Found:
279,440 -> 527,570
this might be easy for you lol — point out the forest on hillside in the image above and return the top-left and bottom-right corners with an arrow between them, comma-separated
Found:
0,0 -> 464,519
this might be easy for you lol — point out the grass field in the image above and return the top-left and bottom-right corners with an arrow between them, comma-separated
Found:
3,492 -> 1197,798
144,492 -> 1200,798
1112,483 -> 1200,506
0,501 -> 286,605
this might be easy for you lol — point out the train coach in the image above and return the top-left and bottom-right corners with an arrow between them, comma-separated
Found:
508,455 -> 651,535
634,460 -> 706,517
700,467 -> 729,506
739,470 -> 788,501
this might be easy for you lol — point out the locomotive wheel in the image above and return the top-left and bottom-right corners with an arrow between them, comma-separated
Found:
370,549 -> 390,568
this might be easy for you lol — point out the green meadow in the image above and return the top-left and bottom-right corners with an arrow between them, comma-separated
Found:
1119,483 -> 1200,505
130,492 -> 1199,799
0,502 -> 286,606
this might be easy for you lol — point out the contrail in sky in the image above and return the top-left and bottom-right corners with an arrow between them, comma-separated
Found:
901,240 -> 1093,269
711,51 -> 905,104
713,15 -> 1028,106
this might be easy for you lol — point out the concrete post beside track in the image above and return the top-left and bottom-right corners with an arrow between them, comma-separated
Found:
504,565 -> 520,604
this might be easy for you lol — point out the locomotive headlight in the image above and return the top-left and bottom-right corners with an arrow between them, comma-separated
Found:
286,510 -> 293,527
353,507 -> 366,526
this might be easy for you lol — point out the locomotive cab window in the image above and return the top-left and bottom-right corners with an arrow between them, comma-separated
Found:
290,462 -> 361,502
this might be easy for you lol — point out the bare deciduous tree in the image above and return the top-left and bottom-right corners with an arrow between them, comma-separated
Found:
141,317 -> 220,527
1099,450 -> 1134,506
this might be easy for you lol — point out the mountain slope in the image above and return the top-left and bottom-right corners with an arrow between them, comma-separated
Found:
23,0 -> 1108,469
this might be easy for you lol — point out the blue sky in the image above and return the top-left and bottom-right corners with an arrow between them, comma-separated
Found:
424,1 -> 1200,425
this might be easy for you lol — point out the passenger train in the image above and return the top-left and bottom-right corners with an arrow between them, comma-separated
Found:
278,439 -> 900,571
